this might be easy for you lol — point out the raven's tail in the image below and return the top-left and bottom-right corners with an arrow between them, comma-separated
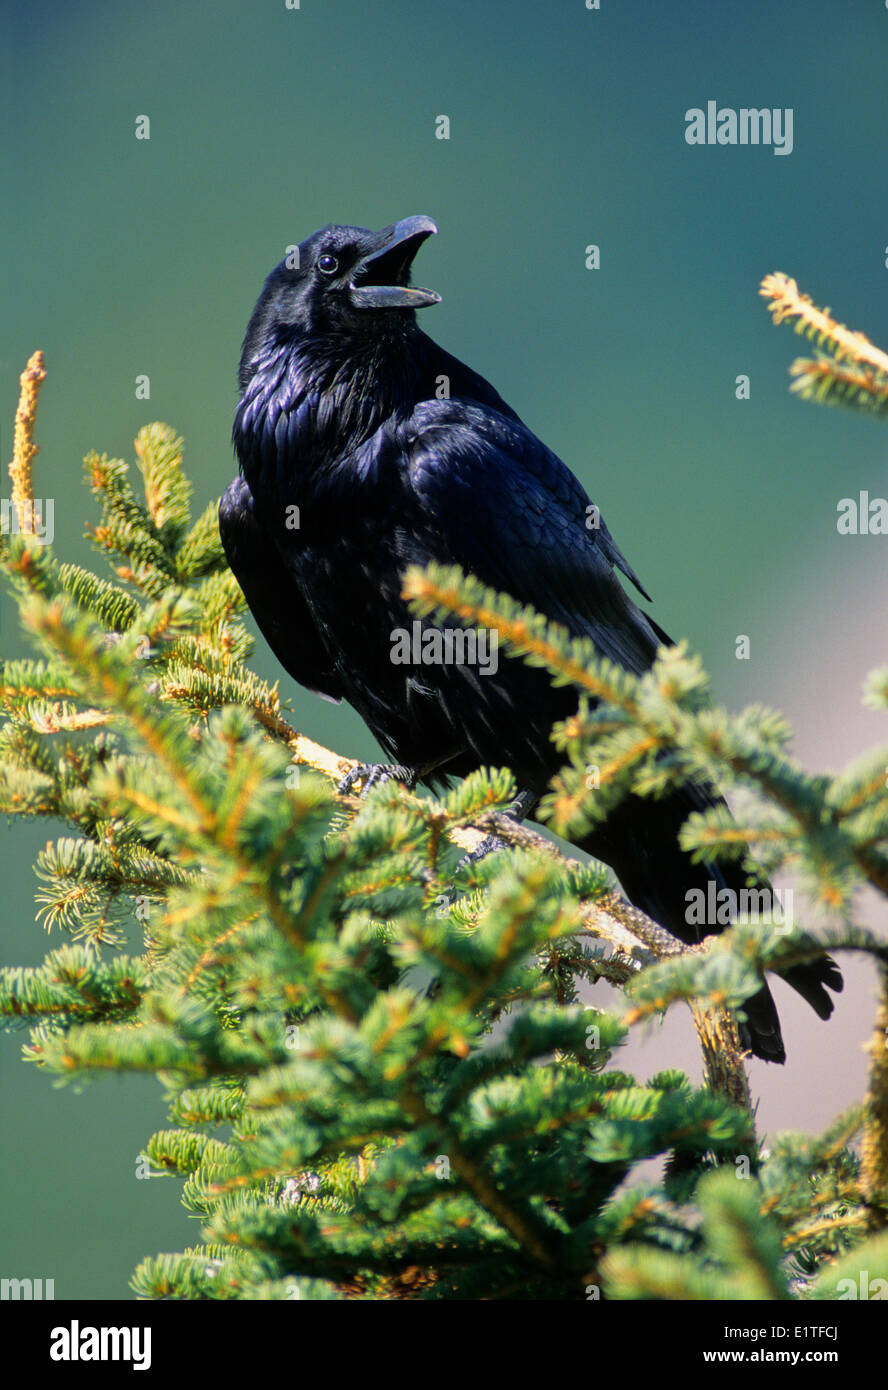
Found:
574,790 -> 843,1064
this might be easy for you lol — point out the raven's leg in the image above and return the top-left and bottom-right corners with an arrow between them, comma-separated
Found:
337,762 -> 417,795
455,789 -> 540,871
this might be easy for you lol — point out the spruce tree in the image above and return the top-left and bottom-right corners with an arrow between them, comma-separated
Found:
2,280 -> 887,1300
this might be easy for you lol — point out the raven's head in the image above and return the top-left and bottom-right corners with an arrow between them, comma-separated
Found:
239,215 -> 440,386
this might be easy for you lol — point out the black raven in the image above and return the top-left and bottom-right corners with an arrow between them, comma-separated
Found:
220,215 -> 841,1061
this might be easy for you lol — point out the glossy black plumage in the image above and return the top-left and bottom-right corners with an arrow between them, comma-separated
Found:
221,216 -> 842,1061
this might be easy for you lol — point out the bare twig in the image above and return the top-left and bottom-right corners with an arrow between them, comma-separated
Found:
8,350 -> 47,534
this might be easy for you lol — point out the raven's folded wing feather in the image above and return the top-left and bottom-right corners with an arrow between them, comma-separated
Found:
403,400 -> 664,671
219,475 -> 343,702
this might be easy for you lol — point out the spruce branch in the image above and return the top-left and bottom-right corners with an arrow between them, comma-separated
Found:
860,964 -> 888,1225
760,272 -> 888,415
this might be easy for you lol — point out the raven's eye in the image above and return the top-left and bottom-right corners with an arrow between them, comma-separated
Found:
317,254 -> 339,276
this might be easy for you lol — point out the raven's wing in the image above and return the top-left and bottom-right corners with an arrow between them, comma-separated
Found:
219,475 -> 343,702
403,401 -> 842,1049
401,399 -> 666,673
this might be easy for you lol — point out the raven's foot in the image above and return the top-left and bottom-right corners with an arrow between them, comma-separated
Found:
454,790 -> 540,872
337,762 -> 416,796
455,833 -> 509,873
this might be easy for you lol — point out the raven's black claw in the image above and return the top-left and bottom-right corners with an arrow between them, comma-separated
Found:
337,762 -> 416,796
510,790 -> 540,821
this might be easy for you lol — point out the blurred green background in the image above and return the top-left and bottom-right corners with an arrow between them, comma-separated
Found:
3,0 -> 888,1297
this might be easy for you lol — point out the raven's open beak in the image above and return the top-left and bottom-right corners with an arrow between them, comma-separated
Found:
349,215 -> 441,309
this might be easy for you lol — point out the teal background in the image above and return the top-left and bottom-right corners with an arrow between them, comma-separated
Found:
3,0 -> 888,1297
